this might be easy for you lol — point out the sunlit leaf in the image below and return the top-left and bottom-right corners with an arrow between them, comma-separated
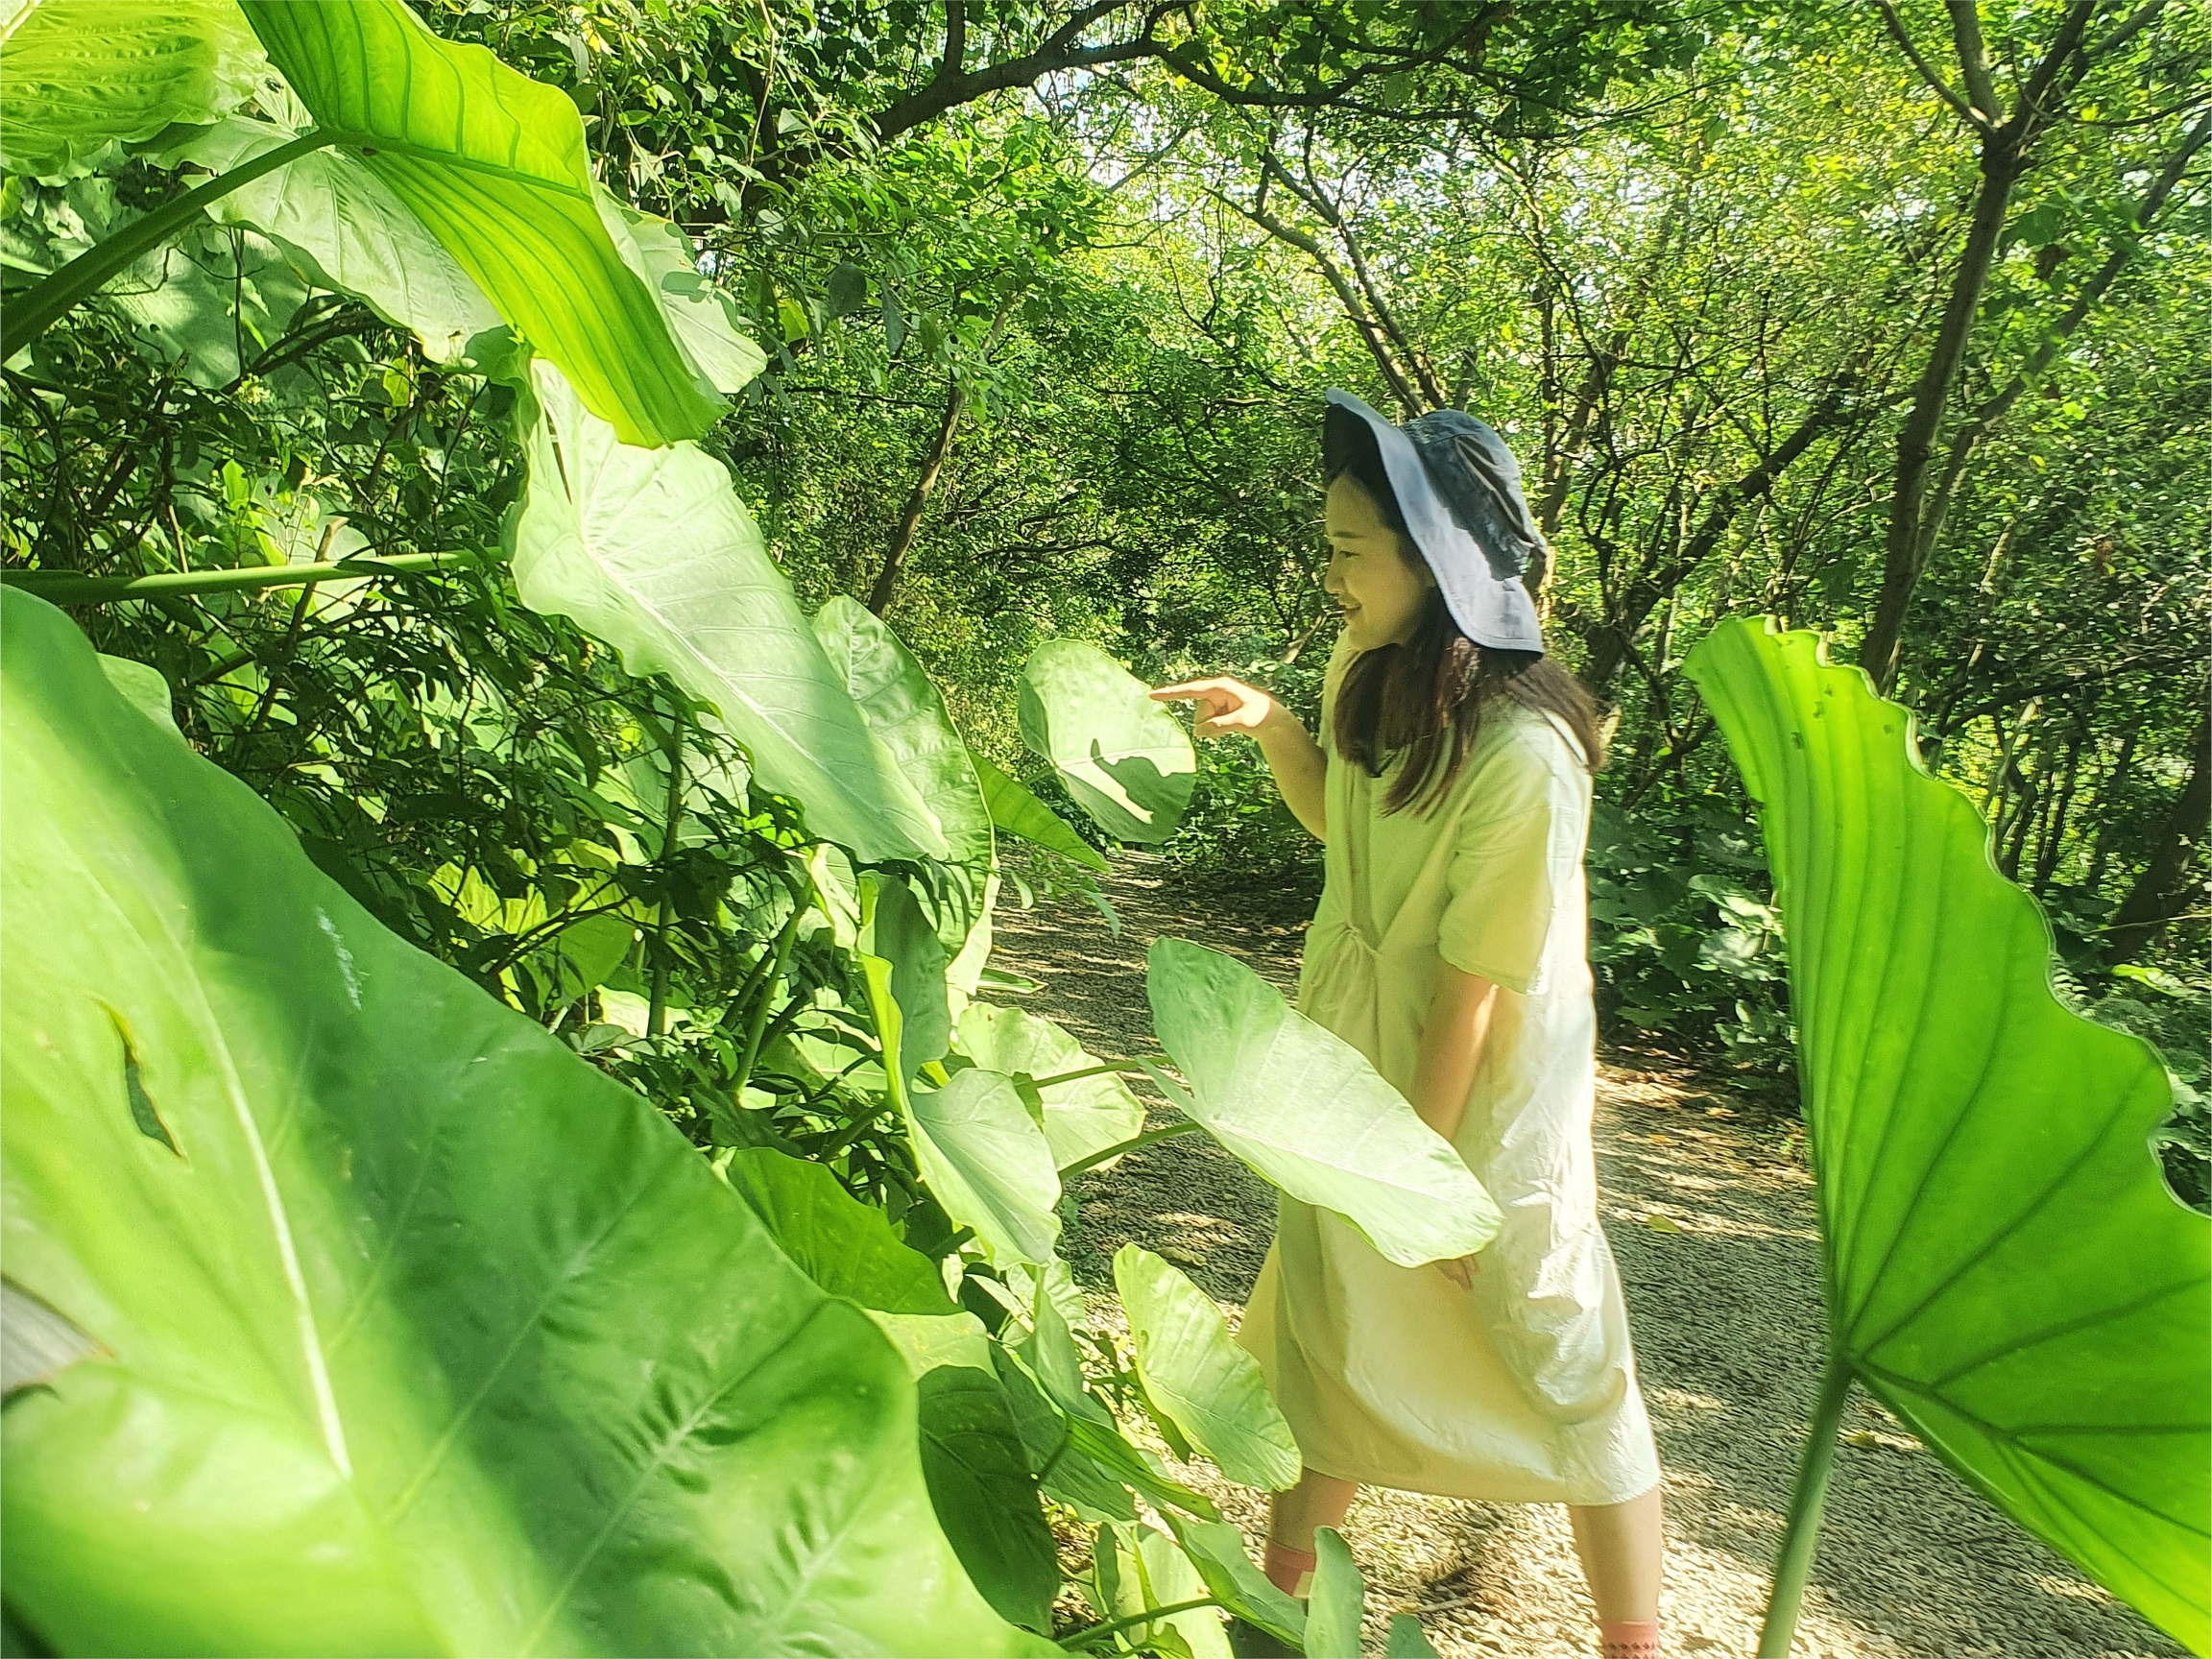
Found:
171,110 -> 502,363
814,595 -> 994,950
859,870 -> 951,1082
1018,638 -> 1195,843
1,0 -> 264,176
907,1070 -> 1060,1267
956,1002 -> 1144,1172
0,589 -> 1049,1658
1146,939 -> 1500,1268
95,654 -> 177,734
606,191 -> 766,397
239,0 -> 716,445
1165,1516 -> 1306,1649
509,362 -> 948,864
716,1146 -> 956,1316
1097,1525 -> 1230,1659
1304,1528 -> 1363,1659
973,753 -> 1108,871
1113,1243 -> 1300,1491
1684,617 -> 2210,1650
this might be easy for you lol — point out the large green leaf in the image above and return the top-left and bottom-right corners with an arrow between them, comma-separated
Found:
813,595 -> 995,950
716,1148 -> 956,1316
1014,1288 -> 1218,1521
1304,1529 -> 1363,1659
169,108 -> 502,363
1683,618 -> 2210,1650
34,175 -> 309,386
1018,639 -> 1195,843
603,191 -> 764,397
907,1070 -> 1061,1267
973,753 -> 1108,872
1113,1244 -> 1300,1491
956,1002 -> 1145,1172
1094,1525 -> 1231,1659
991,1342 -> 1138,1524
1145,938 -> 1501,1269
1165,1517 -> 1306,1649
238,0 -> 715,445
914,1366 -> 1059,1634
858,870 -> 952,1082
0,0 -> 264,176
0,589 -> 1046,1657
508,363 -> 948,864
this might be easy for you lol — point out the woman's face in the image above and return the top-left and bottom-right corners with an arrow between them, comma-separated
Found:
1324,474 -> 1435,651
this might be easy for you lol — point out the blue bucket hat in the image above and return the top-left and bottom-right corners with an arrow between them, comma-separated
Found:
1324,389 -> 1546,654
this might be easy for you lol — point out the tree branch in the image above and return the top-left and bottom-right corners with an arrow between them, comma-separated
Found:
1875,1 -> 1986,129
1944,0 -> 2005,123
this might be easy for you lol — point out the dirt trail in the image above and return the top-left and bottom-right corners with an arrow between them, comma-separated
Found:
989,859 -> 2184,1659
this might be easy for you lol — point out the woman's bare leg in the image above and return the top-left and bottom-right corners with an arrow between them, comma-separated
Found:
1262,1470 -> 1358,1594
1567,1484 -> 1665,1622
1268,1468 -> 1358,1551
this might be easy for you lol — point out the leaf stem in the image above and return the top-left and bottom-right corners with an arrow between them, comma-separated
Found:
645,709 -> 687,1038
730,895 -> 806,1097
1026,1056 -> 1168,1090
1058,1119 -> 1205,1181
4,130 -> 334,358
1757,1353 -> 1854,1657
1062,1596 -> 1221,1649
1,551 -> 476,605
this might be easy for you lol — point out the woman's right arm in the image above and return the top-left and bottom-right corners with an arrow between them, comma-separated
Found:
1149,677 -> 1328,840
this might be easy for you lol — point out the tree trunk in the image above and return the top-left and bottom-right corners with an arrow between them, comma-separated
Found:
2104,708 -> 2211,966
2083,722 -> 2143,893
866,380 -> 966,615
2031,719 -> 2086,894
1858,132 -> 2021,693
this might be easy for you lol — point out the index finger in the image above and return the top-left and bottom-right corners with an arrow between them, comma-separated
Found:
1148,678 -> 1235,701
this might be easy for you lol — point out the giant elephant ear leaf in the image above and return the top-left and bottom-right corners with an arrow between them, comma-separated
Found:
1146,938 -> 1500,1268
955,1002 -> 1143,1173
1019,639 -> 1195,843
509,363 -> 948,865
813,596 -> 995,951
1113,1243 -> 1300,1491
0,589 -> 1049,1657
1683,617 -> 2210,1653
237,0 -> 715,446
0,0 -> 265,176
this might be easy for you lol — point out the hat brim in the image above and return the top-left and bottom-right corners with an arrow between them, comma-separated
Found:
1325,389 -> 1545,654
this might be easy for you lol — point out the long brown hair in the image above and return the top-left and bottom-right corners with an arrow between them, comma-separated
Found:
1324,406 -> 1604,815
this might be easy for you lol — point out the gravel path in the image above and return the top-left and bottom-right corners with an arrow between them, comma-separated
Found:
989,858 -> 2185,1659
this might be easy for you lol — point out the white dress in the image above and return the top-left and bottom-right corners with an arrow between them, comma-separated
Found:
1236,640 -> 1662,1504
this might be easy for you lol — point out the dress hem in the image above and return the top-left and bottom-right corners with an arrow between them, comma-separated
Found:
1293,1452 -> 1662,1510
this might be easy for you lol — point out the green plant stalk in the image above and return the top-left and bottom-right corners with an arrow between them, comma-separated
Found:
1025,1057 -> 1167,1091
1057,1120 -> 1206,1182
646,712 -> 687,1040
3,130 -> 334,358
1757,1354 -> 1855,1658
0,552 -> 474,604
729,898 -> 806,1099
1062,1596 -> 1220,1650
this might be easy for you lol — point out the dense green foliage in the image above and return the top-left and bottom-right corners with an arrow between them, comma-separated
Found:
3,0 -> 2206,1652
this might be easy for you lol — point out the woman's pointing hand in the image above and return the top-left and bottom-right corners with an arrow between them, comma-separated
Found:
1150,676 -> 1282,741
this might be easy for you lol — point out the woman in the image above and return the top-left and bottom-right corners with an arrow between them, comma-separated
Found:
1152,391 -> 1664,1659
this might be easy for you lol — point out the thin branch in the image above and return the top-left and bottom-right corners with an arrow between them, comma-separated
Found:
1944,0 -> 2006,123
1876,1 -> 1986,129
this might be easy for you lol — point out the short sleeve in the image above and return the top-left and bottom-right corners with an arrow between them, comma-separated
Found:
1435,733 -> 1559,994
1317,632 -> 1357,754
